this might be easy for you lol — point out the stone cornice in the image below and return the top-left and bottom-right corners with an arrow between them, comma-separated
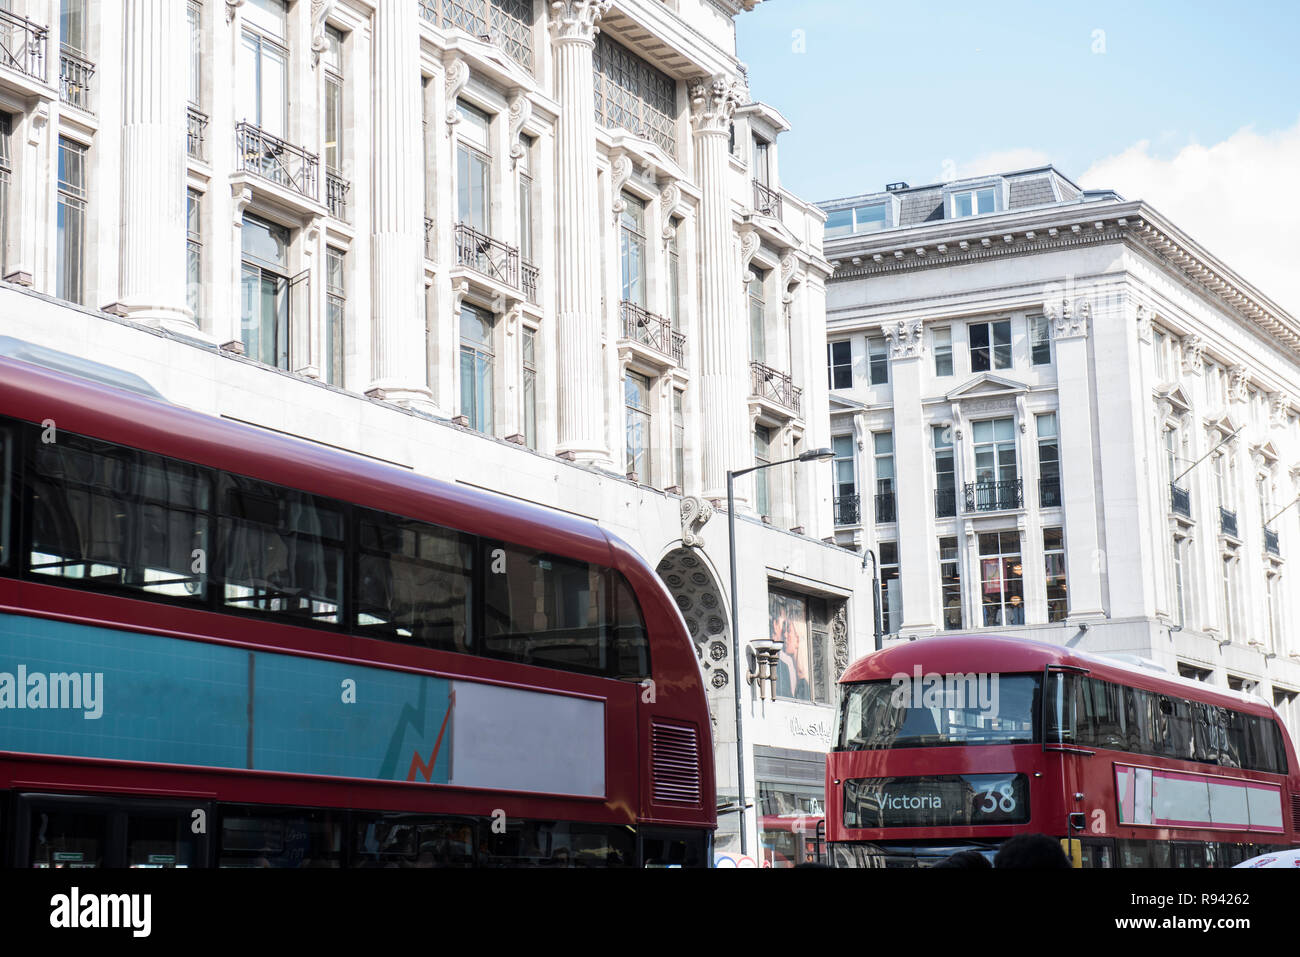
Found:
825,199 -> 1300,360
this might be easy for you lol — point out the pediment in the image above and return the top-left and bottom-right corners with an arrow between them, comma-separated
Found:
946,374 -> 1026,402
1203,410 -> 1241,438
1155,383 -> 1194,414
829,393 -> 867,412
1253,440 -> 1281,464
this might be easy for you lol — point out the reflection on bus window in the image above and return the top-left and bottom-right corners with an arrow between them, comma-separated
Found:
836,675 -> 1041,749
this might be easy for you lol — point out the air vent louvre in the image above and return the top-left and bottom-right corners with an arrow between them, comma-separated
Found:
651,721 -> 700,805
1291,794 -> 1300,832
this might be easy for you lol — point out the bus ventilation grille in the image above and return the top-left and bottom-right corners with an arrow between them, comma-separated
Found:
1292,795 -> 1300,832
651,722 -> 701,805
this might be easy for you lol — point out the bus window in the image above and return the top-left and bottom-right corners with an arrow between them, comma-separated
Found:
217,474 -> 344,626
26,428 -> 212,601
218,807 -> 344,868
481,542 -> 609,675
610,571 -> 650,679
352,814 -> 477,868
354,509 -> 473,653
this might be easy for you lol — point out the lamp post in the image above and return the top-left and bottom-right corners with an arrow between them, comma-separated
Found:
726,446 -> 834,857
861,546 -> 883,651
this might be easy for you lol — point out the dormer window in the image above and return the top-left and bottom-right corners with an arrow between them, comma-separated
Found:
951,187 -> 995,218
826,203 -> 887,238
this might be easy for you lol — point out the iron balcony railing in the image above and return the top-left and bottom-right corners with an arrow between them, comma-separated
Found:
235,122 -> 319,202
522,260 -> 539,305
1039,476 -> 1062,508
326,170 -> 350,222
186,106 -> 208,161
833,494 -> 860,526
964,479 -> 1024,513
0,8 -> 48,82
935,486 -> 957,518
750,361 -> 802,416
620,300 -> 684,364
424,217 -> 434,260
1264,526 -> 1280,556
1219,506 -> 1238,539
1170,483 -> 1191,518
753,180 -> 783,218
875,491 -> 896,524
59,44 -> 93,112
454,221 -> 519,288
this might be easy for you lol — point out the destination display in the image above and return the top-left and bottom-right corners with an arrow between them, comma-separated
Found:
842,773 -> 1030,828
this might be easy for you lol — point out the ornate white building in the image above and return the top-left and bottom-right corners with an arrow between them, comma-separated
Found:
822,166 -> 1300,737
0,0 -> 872,862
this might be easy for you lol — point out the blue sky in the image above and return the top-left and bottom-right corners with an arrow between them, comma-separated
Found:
737,0 -> 1300,201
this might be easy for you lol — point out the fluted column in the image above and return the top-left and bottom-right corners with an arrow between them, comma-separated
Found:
367,0 -> 433,407
550,1 -> 611,465
690,76 -> 747,502
118,0 -> 191,331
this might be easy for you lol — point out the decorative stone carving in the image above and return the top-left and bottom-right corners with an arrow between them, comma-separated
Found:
1269,393 -> 1292,429
831,604 -> 849,679
225,0 -> 244,24
230,183 -> 253,225
507,90 -> 532,166
660,182 -> 683,241
310,0 -> 336,67
779,251 -> 798,303
884,319 -> 924,360
1135,303 -> 1153,343
609,151 -> 634,221
1181,334 -> 1206,375
1229,365 -> 1251,403
688,75 -> 745,135
547,0 -> 611,41
738,224 -> 760,288
681,496 -> 714,547
1048,297 -> 1089,339
444,58 -> 470,132
451,279 -> 470,316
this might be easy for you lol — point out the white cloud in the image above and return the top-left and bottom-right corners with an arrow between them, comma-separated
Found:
952,148 -> 1053,181
1080,120 -> 1300,317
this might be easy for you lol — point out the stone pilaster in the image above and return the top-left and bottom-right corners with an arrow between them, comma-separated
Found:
550,1 -> 612,465
366,0 -> 433,407
690,75 -> 747,502
117,0 -> 192,331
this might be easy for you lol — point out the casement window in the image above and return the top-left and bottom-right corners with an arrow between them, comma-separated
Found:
186,189 -> 203,322
939,536 -> 962,630
459,304 -> 495,434
752,137 -> 770,187
831,435 -> 856,524
824,203 -> 887,238
666,224 -> 681,330
1044,526 -> 1067,622
323,26 -> 344,175
749,269 -> 767,362
978,531 -> 1024,626
456,100 -> 492,233
56,138 -> 87,305
619,193 -> 646,307
1172,536 -> 1187,627
0,113 -> 12,278
933,327 -> 953,377
1037,413 -> 1060,507
519,172 -> 534,265
933,425 -> 955,517
522,328 -> 537,451
879,542 -> 900,635
324,247 -> 345,386
867,335 -> 888,385
187,1 -> 202,108
237,2 -> 289,140
827,340 -> 852,389
624,371 -> 651,479
951,187 -> 995,218
972,417 -> 1018,509
1030,315 -> 1052,365
873,432 -> 895,523
672,389 -> 685,491
754,425 -> 772,516
240,215 -> 301,370
969,319 -> 1011,371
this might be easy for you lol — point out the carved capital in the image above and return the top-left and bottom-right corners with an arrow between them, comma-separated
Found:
681,496 -> 714,548
1181,334 -> 1206,375
507,90 -> 533,166
884,319 -> 924,360
548,0 -> 611,43
1229,365 -> 1251,403
688,75 -> 745,135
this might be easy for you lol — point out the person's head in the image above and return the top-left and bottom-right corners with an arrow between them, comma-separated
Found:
993,834 -> 1072,869
930,849 -> 992,869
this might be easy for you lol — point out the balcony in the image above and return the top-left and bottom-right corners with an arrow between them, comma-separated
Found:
1170,483 -> 1191,518
753,181 -> 783,219
620,300 -> 684,365
418,0 -> 534,74
1039,476 -> 1062,508
874,491 -> 896,524
0,9 -> 48,83
833,494 -> 860,526
235,122 -> 319,202
59,45 -> 93,112
454,221 -> 519,288
964,479 -> 1023,513
1219,506 -> 1238,539
326,170 -> 350,222
522,259 -> 539,305
750,361 -> 802,416
186,106 -> 208,161
935,487 -> 957,518
1264,527 -> 1280,557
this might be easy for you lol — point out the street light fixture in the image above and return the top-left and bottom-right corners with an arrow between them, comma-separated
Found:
725,446 -> 833,857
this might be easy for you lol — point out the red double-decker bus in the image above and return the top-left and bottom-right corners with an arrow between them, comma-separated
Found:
826,634 -> 1300,867
0,341 -> 713,867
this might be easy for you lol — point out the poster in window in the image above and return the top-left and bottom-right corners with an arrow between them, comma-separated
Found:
770,591 -> 810,702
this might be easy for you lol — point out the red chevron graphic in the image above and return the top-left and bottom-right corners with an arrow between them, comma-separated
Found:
407,688 -> 456,783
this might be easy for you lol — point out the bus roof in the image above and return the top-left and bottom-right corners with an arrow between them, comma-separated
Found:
839,633 -> 1280,718
0,352 -> 616,567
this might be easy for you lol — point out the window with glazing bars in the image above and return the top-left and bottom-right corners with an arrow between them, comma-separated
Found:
57,137 -> 87,305
419,0 -> 534,73
0,113 -> 11,277
186,189 -> 202,323
325,247 -> 345,386
592,32 -> 677,159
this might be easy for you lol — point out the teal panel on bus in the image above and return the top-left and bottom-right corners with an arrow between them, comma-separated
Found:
0,612 -> 452,784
